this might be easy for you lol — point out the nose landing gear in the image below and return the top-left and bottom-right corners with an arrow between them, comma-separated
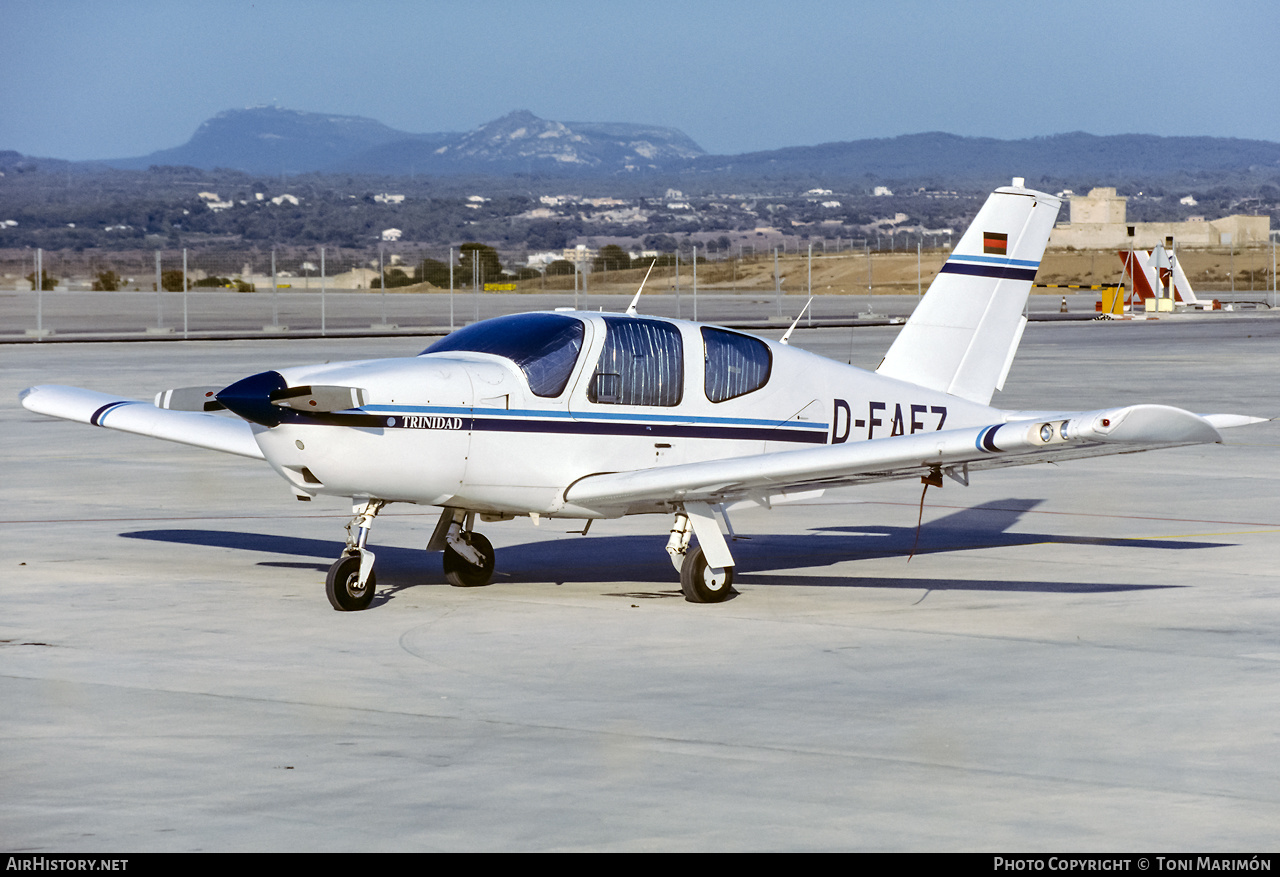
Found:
326,498 -> 384,611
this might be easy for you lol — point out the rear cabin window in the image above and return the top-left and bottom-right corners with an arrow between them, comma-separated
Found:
588,316 -> 683,406
422,313 -> 584,398
702,327 -> 771,402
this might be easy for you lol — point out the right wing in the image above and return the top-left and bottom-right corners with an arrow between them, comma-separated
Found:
564,404 -> 1263,516
19,385 -> 265,460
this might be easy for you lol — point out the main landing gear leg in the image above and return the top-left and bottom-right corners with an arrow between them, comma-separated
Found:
326,498 -> 384,611
668,502 -> 736,603
440,509 -> 495,588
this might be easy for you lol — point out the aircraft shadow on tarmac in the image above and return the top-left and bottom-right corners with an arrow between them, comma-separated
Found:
120,498 -> 1227,602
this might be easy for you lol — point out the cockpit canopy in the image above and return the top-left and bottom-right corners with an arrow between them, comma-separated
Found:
422,313 -> 584,397
422,312 -> 773,405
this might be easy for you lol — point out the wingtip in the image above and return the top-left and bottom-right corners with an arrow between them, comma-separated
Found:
1200,413 -> 1272,429
17,385 -> 40,408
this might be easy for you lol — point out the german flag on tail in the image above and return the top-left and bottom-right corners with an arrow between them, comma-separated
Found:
983,232 -> 1008,255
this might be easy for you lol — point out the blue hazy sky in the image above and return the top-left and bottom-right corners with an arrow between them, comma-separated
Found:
4,0 -> 1278,161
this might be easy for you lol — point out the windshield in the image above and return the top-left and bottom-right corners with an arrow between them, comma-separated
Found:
422,313 -> 585,397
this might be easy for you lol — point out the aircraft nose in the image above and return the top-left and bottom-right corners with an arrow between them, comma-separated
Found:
215,370 -> 288,426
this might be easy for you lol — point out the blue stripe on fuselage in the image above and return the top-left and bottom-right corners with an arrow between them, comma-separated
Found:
464,417 -> 827,444
361,403 -> 828,431
354,405 -> 829,444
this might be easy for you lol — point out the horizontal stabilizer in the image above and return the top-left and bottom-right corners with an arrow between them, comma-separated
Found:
20,385 -> 264,459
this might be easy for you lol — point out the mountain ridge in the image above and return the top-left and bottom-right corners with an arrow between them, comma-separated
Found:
8,107 -> 1280,185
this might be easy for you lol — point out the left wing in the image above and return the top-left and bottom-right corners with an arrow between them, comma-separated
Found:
564,404 -> 1261,514
19,385 -> 265,459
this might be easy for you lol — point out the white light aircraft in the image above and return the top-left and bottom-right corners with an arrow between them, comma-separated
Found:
20,181 -> 1264,610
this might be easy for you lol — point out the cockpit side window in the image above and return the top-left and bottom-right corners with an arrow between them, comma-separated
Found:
702,327 -> 771,402
587,316 -> 683,406
422,313 -> 584,397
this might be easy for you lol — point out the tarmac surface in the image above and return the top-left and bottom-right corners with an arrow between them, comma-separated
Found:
3,309 -> 1279,851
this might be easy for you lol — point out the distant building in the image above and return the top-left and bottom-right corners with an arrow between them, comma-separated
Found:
381,228 -> 402,242
525,251 -> 562,268
197,191 -> 233,211
1050,187 -> 1269,249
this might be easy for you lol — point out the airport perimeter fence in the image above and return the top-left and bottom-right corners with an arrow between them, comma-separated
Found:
5,234 -> 972,294
6,237 -> 1276,339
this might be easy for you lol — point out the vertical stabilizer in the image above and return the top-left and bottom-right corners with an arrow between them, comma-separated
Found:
876,182 -> 1061,405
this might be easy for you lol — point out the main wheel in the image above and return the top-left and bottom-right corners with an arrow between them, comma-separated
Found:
326,554 -> 376,611
443,532 -> 495,587
680,545 -> 734,603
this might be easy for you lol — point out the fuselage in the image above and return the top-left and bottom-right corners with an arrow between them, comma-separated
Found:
250,311 -> 997,517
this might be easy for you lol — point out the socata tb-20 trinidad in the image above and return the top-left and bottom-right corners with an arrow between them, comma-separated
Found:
20,180 -> 1264,610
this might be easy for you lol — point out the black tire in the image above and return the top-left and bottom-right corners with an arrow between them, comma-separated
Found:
679,545 -> 734,603
443,532 -> 495,587
326,554 -> 376,611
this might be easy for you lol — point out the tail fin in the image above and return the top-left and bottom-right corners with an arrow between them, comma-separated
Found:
876,182 -> 1061,406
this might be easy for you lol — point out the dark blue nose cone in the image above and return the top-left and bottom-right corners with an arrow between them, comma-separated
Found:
215,370 -> 288,427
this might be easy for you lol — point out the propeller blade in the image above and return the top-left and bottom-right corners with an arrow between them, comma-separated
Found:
270,385 -> 367,412
214,372 -> 368,426
154,386 -> 226,412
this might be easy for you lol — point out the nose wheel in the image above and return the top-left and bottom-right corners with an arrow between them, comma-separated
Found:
327,498 -> 384,611
326,553 -> 376,611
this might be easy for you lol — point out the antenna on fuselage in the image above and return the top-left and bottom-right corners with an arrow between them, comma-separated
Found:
625,260 -> 657,317
779,296 -> 813,345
